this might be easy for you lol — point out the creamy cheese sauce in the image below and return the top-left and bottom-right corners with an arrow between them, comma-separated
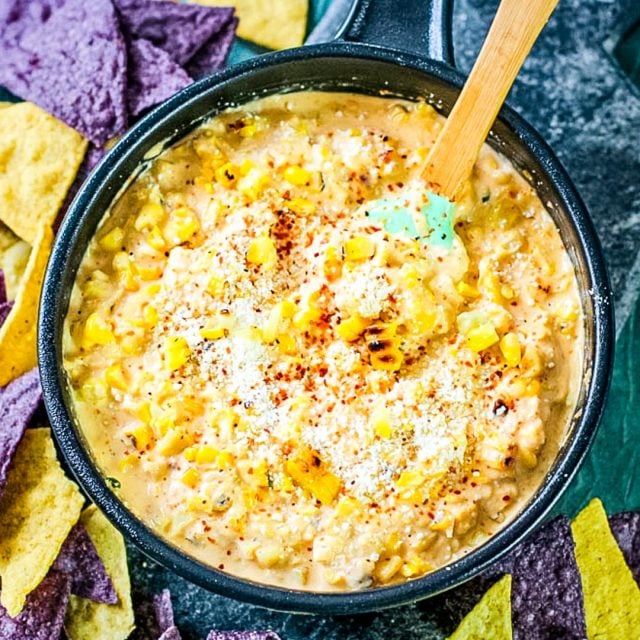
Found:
63,93 -> 583,591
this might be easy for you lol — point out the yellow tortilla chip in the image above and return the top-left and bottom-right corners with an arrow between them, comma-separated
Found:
0,224 -> 53,385
571,498 -> 640,637
64,505 -> 135,640
449,575 -> 512,640
0,221 -> 30,299
194,0 -> 308,49
0,428 -> 84,617
0,102 -> 87,244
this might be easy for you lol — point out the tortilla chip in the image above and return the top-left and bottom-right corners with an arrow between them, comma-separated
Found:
0,569 -> 71,640
116,0 -> 236,67
0,225 -> 52,386
610,512 -> 640,586
0,368 -> 42,500
127,38 -> 192,117
193,0 -> 307,50
0,102 -> 87,244
448,574 -> 512,640
571,499 -> 640,637
0,302 -> 11,328
0,222 -> 30,300
508,516 -> 586,639
53,523 -> 118,604
0,0 -> 128,146
187,17 -> 238,79
64,506 -> 135,640
0,428 -> 84,617
207,633 -> 281,640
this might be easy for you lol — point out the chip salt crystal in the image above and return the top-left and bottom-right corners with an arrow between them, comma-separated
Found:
0,428 -> 83,617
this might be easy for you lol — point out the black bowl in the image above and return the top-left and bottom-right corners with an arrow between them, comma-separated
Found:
38,0 -> 613,615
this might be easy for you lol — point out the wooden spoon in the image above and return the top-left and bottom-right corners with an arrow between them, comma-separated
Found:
367,0 -> 559,249
424,0 -> 560,198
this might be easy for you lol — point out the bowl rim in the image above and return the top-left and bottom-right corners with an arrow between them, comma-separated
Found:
38,42 -> 614,615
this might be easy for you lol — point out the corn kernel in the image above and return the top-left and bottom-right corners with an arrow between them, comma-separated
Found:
323,246 -> 342,281
237,168 -> 269,200
276,333 -> 297,355
157,428 -> 193,456
247,236 -> 277,269
286,198 -> 316,216
285,450 -> 341,506
135,201 -> 166,231
217,451 -> 234,469
239,159 -> 255,175
344,236 -> 375,261
396,470 -> 426,488
255,544 -> 284,568
165,207 -> 200,246
184,447 -> 197,462
521,346 -> 543,377
500,332 -> 521,367
401,555 -> 433,578
335,497 -> 361,517
141,304 -> 159,329
214,162 -> 239,188
195,446 -> 220,465
80,378 -> 108,404
206,274 -> 225,297
372,407 -> 393,439
181,467 -> 201,488
146,225 -> 166,251
430,516 -> 454,532
83,313 -> 114,347
262,300 -> 295,343
238,124 -> 258,138
284,165 -> 312,186
104,363 -> 127,390
126,423 -> 155,452
466,322 -> 499,353
83,270 -> 111,298
336,314 -> 368,342
525,379 -> 541,396
118,454 -> 138,472
500,284 -> 515,300
199,325 -> 226,340
375,555 -> 403,583
456,281 -> 481,298
552,300 -> 579,323
370,349 -> 403,371
99,227 -> 124,252
164,336 -> 191,371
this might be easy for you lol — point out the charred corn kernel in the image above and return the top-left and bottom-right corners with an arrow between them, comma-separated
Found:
323,245 -> 342,281
372,407 -> 392,439
456,281 -> 481,298
214,162 -> 239,188
255,544 -> 284,568
285,450 -> 341,505
199,325 -> 226,340
126,423 -> 155,452
247,236 -> 277,268
181,467 -> 201,488
370,349 -> 403,372
276,333 -> 297,355
335,497 -> 361,517
375,555 -> 403,583
99,227 -> 124,252
104,363 -> 127,390
206,274 -> 224,297
238,124 -> 258,138
157,428 -> 193,456
165,336 -> 191,371
195,446 -> 219,465
466,322 -> 499,353
336,314 -> 368,342
344,236 -> 375,261
238,168 -> 269,200
521,346 -> 543,377
83,313 -> 114,347
84,271 -> 111,298
500,332 -> 521,367
165,207 -> 200,245
146,225 -> 166,251
284,165 -> 312,186
401,555 -> 433,578
396,470 -> 426,488
135,201 -> 166,231
286,198 -> 316,216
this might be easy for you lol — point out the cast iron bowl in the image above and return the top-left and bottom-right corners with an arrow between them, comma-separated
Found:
39,0 -> 613,615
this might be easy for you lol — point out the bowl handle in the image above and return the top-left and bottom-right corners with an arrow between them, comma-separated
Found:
334,0 -> 455,65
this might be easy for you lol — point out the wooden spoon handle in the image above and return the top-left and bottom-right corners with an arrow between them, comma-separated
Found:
423,0 -> 559,199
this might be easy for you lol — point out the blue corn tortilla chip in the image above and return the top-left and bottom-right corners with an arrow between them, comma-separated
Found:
159,628 -> 182,640
187,16 -> 239,78
153,590 -> 175,632
0,271 -> 6,303
115,0 -> 235,68
609,512 -> 640,586
507,516 -> 586,640
0,368 -> 42,499
131,589 -> 179,640
53,524 -> 118,604
0,0 -> 128,146
127,38 -> 192,116
0,302 -> 13,328
0,570 -> 70,640
207,633 -> 282,640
